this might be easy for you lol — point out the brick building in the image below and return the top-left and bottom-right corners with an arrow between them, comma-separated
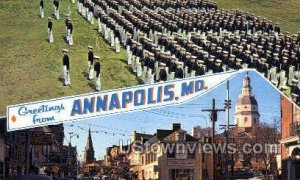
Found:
0,117 -> 68,178
129,123 -> 202,180
280,96 -> 300,179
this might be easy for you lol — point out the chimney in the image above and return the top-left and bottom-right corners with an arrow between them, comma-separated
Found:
173,123 -> 181,131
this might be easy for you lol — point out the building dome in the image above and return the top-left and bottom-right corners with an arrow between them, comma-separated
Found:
236,96 -> 258,106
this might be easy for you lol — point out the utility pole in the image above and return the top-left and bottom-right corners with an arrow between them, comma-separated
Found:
25,129 -> 31,174
202,98 -> 225,180
220,81 -> 235,179
225,81 -> 230,131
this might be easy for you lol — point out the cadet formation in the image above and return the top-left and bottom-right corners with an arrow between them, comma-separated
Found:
40,0 -> 300,105
41,0 -> 101,91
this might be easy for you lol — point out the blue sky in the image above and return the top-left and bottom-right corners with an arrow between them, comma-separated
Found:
63,71 -> 281,161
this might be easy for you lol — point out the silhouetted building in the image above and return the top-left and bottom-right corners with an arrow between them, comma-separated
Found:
83,128 -> 95,164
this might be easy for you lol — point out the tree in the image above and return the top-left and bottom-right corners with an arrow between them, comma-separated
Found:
253,120 -> 280,179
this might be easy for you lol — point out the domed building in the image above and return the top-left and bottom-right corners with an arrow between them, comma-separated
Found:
234,73 -> 260,130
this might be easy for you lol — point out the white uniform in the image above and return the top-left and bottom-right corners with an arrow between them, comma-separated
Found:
110,31 -> 115,47
98,18 -> 102,33
146,69 -> 152,84
67,30 -> 73,45
95,75 -> 101,91
40,6 -> 44,18
136,62 -> 142,77
53,5 -> 56,17
78,1 -> 82,13
88,62 -> 94,80
115,38 -> 120,53
63,65 -> 70,85
90,12 -> 94,24
56,9 -> 60,20
127,46 -> 131,64
48,28 -> 53,43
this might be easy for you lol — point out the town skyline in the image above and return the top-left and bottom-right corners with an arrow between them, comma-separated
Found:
64,71 -> 281,161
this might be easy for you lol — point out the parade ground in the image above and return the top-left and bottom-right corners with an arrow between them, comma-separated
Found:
0,0 -> 299,115
0,0 -> 140,115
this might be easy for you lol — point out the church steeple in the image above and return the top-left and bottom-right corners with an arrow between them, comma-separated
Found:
86,127 -> 94,151
84,127 -> 95,163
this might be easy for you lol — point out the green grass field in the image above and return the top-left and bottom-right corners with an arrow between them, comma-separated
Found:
0,0 -> 139,115
0,0 -> 299,115
215,0 -> 300,34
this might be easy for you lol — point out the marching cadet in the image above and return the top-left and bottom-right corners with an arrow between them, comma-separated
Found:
195,60 -> 205,76
175,62 -> 184,79
272,55 -> 281,73
65,15 -> 69,40
259,58 -> 268,78
252,54 -> 261,69
126,33 -> 132,65
94,56 -> 101,91
265,50 -> 273,65
213,59 -> 224,73
228,55 -> 236,70
115,37 -> 121,53
78,0 -> 83,14
158,63 -> 168,82
235,59 -> 243,70
274,22 -> 280,35
186,56 -> 197,74
290,52 -> 299,70
147,54 -> 155,72
62,49 -> 70,86
88,2 -> 94,24
87,46 -> 94,80
281,56 -> 290,75
53,0 -> 59,20
67,19 -> 73,46
168,57 -> 177,73
145,55 -> 155,84
48,17 -> 54,43
39,0 -> 44,18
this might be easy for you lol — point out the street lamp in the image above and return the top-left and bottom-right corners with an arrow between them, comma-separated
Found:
68,132 -> 79,145
68,132 -> 79,176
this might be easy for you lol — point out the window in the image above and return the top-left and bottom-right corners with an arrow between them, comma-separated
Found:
244,117 -> 248,123
177,145 -> 185,154
188,147 -> 196,159
178,132 -> 186,141
167,146 -> 176,158
146,153 -> 149,164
